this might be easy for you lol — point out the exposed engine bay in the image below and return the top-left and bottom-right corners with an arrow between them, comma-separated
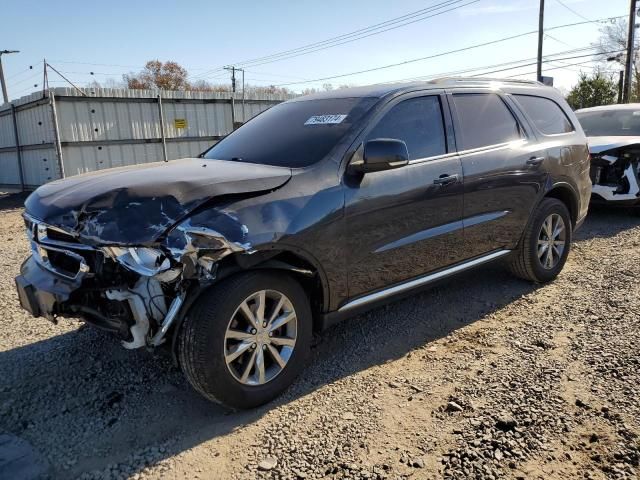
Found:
14,158 -> 298,351
589,140 -> 640,204
18,211 -> 254,350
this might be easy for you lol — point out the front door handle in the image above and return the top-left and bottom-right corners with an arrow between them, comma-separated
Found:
526,156 -> 545,166
433,173 -> 459,186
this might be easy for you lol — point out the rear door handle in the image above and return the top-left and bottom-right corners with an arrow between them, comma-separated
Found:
433,173 -> 459,186
526,156 -> 545,166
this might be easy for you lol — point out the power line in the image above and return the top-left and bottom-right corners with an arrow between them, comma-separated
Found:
189,0 -> 478,80
471,49 -> 622,76
507,59 -> 606,78
45,63 -> 87,96
270,16 -> 625,87
47,59 -> 221,72
546,59 -> 600,72
10,69 -> 42,86
384,46 -> 601,83
545,32 -> 574,48
6,65 -> 36,81
243,69 -> 311,81
51,2 -> 472,85
553,0 -> 594,23
235,0 -> 475,67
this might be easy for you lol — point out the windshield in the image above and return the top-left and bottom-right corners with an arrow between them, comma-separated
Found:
204,97 -> 377,168
576,108 -> 640,137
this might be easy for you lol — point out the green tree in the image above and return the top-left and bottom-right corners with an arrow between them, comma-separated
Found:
566,71 -> 617,110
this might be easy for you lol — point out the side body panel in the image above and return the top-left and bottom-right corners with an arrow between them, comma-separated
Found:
344,156 -> 464,298
181,158 -> 348,311
506,88 -> 591,226
447,90 -> 548,256
342,92 -> 465,300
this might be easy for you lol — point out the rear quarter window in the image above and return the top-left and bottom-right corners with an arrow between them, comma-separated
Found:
514,94 -> 574,135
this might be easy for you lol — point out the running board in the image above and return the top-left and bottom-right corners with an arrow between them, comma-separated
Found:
338,249 -> 511,313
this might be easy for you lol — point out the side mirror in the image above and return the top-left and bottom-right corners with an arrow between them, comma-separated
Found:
350,138 -> 409,174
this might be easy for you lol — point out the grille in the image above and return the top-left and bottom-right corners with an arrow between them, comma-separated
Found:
45,227 -> 79,244
46,249 -> 82,278
24,214 -> 95,279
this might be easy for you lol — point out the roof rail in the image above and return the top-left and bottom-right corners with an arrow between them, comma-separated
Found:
430,76 -> 545,86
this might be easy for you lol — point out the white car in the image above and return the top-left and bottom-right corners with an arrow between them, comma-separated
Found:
576,104 -> 640,208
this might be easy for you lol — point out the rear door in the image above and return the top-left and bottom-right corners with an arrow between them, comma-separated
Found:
448,91 -> 548,258
344,92 -> 465,299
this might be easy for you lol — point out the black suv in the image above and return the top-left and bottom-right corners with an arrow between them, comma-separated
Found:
16,78 -> 591,408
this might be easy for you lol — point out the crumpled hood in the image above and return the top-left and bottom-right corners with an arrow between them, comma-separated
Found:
587,136 -> 640,154
24,158 -> 292,245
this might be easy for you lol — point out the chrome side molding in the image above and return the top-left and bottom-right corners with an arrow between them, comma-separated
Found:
338,249 -> 511,313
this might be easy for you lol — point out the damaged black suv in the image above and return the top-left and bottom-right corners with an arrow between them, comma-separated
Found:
16,79 -> 591,408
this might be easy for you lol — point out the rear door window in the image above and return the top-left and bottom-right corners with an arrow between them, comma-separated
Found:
367,96 -> 447,160
514,95 -> 574,135
452,93 -> 522,150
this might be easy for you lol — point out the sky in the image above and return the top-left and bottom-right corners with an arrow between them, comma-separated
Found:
0,0 -> 631,100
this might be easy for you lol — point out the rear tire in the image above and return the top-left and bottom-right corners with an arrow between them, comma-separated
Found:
178,271 -> 312,409
508,198 -> 572,283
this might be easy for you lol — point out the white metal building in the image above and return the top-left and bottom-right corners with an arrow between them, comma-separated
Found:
0,88 -> 293,191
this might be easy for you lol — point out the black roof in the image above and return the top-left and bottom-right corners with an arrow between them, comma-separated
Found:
290,77 -> 552,102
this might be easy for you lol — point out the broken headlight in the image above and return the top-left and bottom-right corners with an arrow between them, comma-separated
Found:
103,246 -> 171,276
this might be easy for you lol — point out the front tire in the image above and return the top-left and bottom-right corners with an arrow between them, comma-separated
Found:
178,271 -> 312,409
508,198 -> 572,283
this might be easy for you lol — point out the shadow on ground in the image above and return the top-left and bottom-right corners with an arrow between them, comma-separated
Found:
0,193 -> 28,212
575,205 -> 640,241
0,204 -> 637,478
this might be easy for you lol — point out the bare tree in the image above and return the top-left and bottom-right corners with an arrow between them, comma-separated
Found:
593,18 -> 640,100
124,60 -> 190,90
121,60 -> 293,95
86,77 -> 126,89
189,79 -> 232,92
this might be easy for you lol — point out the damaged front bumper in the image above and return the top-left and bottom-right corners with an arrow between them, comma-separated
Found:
15,212 -> 254,350
16,256 -> 83,321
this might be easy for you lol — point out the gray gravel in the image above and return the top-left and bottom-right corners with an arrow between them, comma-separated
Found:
1,194 -> 639,479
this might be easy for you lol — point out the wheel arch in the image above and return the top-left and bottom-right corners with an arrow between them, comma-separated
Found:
543,182 -> 579,227
169,247 -> 330,363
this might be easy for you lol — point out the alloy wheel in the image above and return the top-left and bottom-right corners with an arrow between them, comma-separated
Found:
537,213 -> 566,270
223,290 -> 297,386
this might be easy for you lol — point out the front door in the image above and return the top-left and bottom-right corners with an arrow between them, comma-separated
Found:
344,94 -> 465,300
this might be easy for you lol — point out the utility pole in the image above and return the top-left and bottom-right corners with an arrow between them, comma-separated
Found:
224,66 -> 245,128
623,0 -> 638,103
224,65 -> 237,127
537,0 -> 545,82
0,50 -> 20,104
618,70 -> 625,103
241,68 -> 245,124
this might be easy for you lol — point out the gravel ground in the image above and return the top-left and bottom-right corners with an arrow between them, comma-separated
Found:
0,193 -> 639,480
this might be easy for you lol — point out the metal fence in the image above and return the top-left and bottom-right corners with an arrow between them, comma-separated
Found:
0,87 -> 294,191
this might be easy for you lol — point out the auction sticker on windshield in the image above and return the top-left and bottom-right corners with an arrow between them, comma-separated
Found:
304,114 -> 348,125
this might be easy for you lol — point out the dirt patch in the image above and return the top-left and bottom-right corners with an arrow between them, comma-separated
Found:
0,199 -> 638,479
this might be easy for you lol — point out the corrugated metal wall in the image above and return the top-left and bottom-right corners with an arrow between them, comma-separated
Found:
0,87 -> 294,190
